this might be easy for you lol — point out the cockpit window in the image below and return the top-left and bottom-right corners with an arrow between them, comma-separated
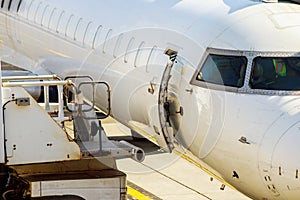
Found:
250,57 -> 300,90
196,54 -> 247,87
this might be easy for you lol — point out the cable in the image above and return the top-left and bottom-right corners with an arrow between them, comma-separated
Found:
2,99 -> 17,163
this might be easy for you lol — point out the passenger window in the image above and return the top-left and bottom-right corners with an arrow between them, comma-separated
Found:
1,0 -> 21,12
196,54 -> 247,87
8,0 -> 12,11
1,0 -> 5,9
250,57 -> 300,90
17,0 -> 22,12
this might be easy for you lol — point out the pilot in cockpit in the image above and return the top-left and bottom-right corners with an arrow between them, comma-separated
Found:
251,57 -> 300,90
273,58 -> 287,78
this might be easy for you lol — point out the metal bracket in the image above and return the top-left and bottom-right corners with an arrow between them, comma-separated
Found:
16,98 -> 30,106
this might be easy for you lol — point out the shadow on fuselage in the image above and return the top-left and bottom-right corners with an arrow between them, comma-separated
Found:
223,0 -> 258,13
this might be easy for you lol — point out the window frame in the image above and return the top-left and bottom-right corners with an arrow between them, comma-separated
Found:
250,56 -> 300,91
190,48 -> 248,92
190,48 -> 300,95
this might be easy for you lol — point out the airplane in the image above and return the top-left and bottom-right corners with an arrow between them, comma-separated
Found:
1,0 -> 300,199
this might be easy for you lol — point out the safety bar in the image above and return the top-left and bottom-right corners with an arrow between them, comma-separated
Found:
2,75 -> 59,81
65,75 -> 93,81
78,81 -> 111,119
2,80 -> 75,122
2,80 -> 72,87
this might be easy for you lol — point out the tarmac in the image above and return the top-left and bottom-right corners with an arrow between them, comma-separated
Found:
102,119 -> 252,200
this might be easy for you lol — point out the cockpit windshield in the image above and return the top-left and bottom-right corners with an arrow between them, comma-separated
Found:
250,57 -> 300,90
196,54 -> 247,88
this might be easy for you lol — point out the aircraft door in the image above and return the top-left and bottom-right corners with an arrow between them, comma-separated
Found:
153,49 -> 178,153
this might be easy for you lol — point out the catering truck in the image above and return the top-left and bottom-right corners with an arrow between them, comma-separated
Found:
0,62 -> 145,200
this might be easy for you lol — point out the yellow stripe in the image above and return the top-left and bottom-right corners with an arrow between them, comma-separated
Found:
48,49 -> 71,58
128,123 -> 158,145
0,40 -> 3,44
127,185 -> 152,200
127,121 -> 237,191
174,150 -> 236,190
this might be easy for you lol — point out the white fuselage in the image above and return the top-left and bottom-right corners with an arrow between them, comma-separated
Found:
2,0 -> 300,199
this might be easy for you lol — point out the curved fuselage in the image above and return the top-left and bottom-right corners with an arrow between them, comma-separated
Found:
1,0 -> 300,199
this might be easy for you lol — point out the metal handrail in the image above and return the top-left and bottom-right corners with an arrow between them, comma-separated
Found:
2,74 -> 59,81
2,80 -> 72,87
77,81 -> 111,119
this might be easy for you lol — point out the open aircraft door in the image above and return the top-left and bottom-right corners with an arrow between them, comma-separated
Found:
0,61 -> 4,164
151,49 -> 178,153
